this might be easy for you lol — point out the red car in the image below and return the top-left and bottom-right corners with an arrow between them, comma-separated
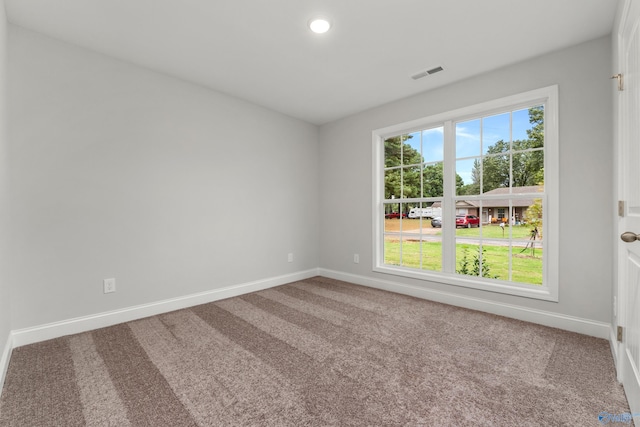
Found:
385,212 -> 408,219
456,214 -> 480,228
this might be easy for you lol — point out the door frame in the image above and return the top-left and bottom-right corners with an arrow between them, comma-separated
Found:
613,0 -> 625,375
614,0 -> 640,415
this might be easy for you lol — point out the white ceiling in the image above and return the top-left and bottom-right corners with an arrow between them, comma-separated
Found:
4,0 -> 618,125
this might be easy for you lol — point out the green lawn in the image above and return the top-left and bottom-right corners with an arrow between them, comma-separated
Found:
454,224 -> 539,240
384,239 -> 543,285
387,221 -> 542,240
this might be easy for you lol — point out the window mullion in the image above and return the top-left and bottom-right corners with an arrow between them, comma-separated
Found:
442,120 -> 456,274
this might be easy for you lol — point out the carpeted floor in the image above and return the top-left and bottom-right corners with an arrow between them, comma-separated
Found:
0,277 -> 631,426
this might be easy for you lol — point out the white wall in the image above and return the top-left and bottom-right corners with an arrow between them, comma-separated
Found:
0,0 -> 10,365
4,24 -> 614,338
319,36 -> 613,323
8,26 -> 319,330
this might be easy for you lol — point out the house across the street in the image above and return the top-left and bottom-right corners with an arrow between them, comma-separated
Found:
433,185 -> 543,224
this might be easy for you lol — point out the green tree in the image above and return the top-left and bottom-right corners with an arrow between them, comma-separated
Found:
384,136 -> 403,168
384,135 -> 421,200
456,172 -> 465,194
524,197 -> 543,256
422,163 -> 465,197
469,106 -> 544,192
511,146 -> 543,187
385,136 -> 466,209
458,159 -> 481,195
482,141 -> 510,192
527,106 -> 544,148
521,106 -> 545,184
384,135 -> 422,214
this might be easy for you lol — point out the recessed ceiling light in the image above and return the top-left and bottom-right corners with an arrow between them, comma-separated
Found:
309,18 -> 331,34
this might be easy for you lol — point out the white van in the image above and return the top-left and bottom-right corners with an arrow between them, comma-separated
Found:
408,207 -> 442,219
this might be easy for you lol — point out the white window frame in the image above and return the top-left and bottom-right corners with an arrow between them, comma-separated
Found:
372,85 -> 559,302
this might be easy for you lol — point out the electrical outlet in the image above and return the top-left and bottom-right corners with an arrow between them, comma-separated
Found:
354,254 -> 360,264
288,253 -> 293,263
103,278 -> 116,294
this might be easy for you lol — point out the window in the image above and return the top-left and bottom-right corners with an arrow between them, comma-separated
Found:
373,86 -> 558,301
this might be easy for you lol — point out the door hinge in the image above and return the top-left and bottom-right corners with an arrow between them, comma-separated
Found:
619,200 -> 625,217
612,73 -> 624,91
617,325 -> 624,342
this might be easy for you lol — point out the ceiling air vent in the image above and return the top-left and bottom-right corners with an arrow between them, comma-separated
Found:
411,66 -> 444,80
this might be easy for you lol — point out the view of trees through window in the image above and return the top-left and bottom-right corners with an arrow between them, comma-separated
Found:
383,106 -> 545,286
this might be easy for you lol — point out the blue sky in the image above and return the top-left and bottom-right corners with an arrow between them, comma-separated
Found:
395,106 -> 542,186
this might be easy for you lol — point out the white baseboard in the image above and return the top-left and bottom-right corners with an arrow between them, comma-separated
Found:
319,268 -> 611,339
11,268 -> 320,349
4,266 -> 610,381
0,332 -> 13,394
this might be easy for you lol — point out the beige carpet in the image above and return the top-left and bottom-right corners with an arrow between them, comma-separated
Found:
0,277 -> 631,426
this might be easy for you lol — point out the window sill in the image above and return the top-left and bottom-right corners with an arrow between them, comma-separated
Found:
373,264 -> 558,302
